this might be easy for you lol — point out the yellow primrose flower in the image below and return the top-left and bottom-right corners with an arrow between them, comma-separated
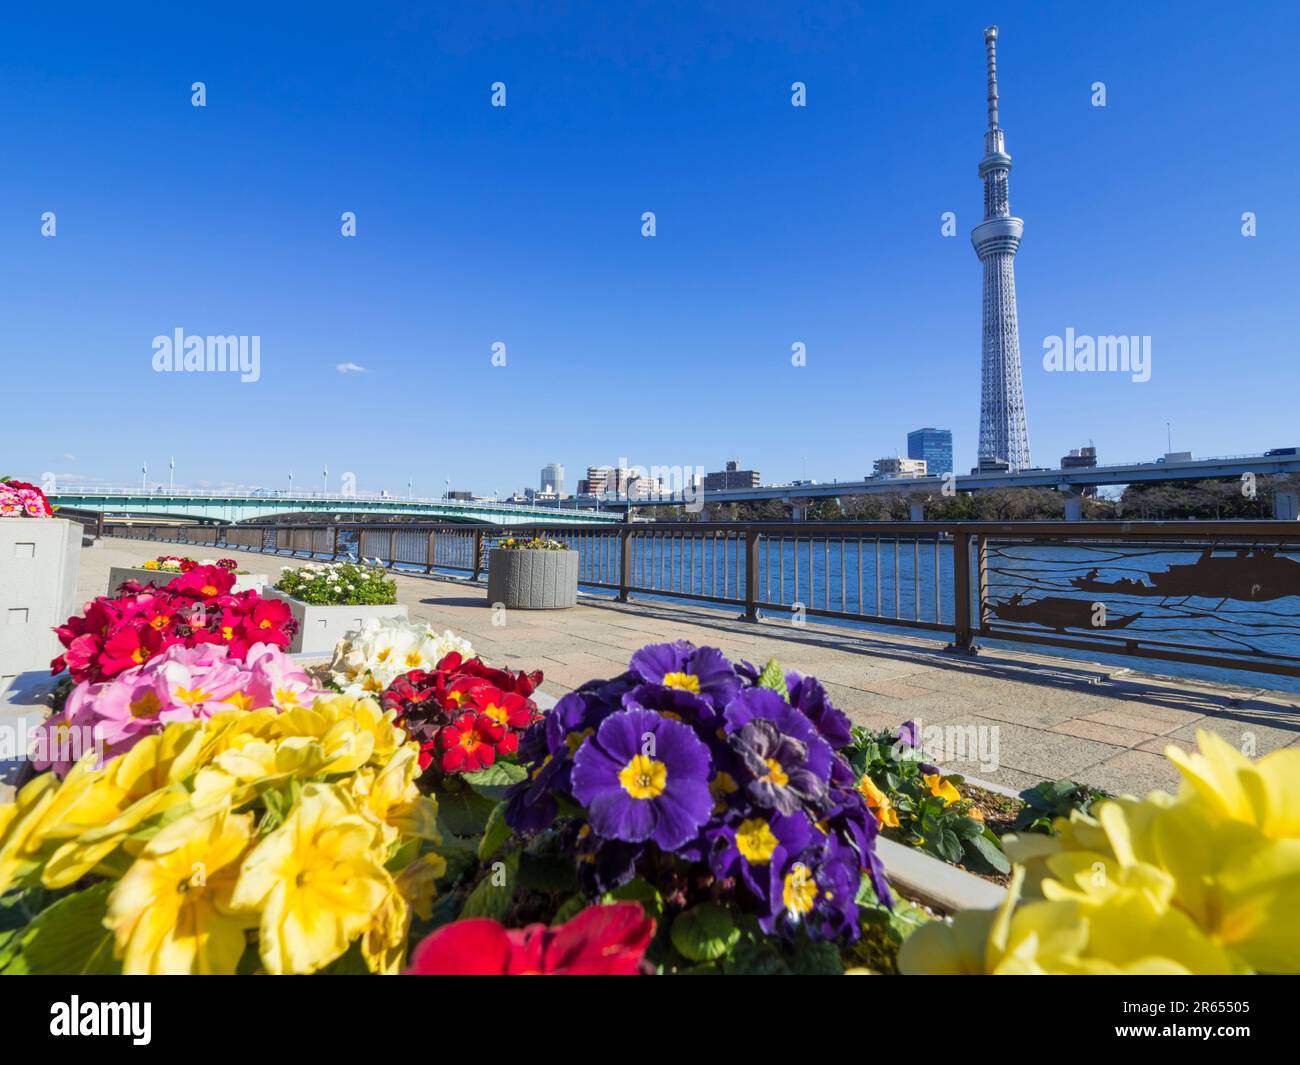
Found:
996,731 -> 1300,974
274,693 -> 403,772
229,783 -> 394,975
900,869 -> 1239,975
38,730 -> 203,888
106,803 -> 256,975
0,773 -> 61,892
923,773 -> 962,807
1166,730 -> 1300,838
857,774 -> 901,830
347,747 -> 440,850
142,560 -> 159,570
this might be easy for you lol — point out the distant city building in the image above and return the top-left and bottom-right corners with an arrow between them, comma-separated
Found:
540,462 -> 565,496
1060,445 -> 1097,470
873,457 -> 927,479
444,490 -> 473,501
907,428 -> 953,477
580,464 -> 660,498
975,457 -> 1010,473
703,460 -> 761,492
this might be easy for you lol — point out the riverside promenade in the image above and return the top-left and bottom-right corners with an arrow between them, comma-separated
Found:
80,539 -> 1300,796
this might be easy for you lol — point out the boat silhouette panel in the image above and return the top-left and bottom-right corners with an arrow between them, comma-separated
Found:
989,594 -> 1140,633
1069,549 -> 1300,603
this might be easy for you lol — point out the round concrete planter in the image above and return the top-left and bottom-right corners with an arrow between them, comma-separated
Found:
487,547 -> 578,610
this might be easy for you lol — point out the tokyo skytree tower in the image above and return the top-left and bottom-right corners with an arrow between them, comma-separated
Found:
972,26 -> 1031,471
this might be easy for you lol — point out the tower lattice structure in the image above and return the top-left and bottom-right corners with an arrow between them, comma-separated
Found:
972,26 -> 1031,472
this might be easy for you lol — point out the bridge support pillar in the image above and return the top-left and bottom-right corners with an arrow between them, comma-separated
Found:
909,501 -> 925,522
1058,486 -> 1084,521
1275,490 -> 1299,521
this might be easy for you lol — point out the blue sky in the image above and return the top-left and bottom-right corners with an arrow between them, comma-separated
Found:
2,1 -> 1298,497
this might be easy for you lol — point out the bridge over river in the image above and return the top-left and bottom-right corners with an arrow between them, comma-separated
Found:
47,486 -> 621,526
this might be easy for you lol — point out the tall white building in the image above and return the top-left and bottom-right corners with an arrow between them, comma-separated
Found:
539,462 -> 565,496
973,26 -> 1032,472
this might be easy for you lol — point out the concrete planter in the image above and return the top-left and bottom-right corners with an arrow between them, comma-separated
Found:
0,519 -> 81,692
487,548 -> 578,610
263,587 -> 407,655
108,565 -> 267,597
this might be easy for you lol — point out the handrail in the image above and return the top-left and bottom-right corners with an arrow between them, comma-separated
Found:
97,519 -> 1300,681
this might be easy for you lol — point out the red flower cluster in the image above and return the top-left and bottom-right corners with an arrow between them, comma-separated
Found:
380,652 -> 543,776
406,902 -> 654,975
153,556 -> 238,573
51,565 -> 297,684
0,478 -> 54,518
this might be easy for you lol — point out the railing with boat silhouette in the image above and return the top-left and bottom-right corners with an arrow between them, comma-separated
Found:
98,520 -> 1300,680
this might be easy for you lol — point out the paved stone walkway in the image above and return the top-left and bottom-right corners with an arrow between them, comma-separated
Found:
79,540 -> 1300,797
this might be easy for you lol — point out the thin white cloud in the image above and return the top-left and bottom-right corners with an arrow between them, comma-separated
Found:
61,453 -> 75,461
336,362 -> 369,374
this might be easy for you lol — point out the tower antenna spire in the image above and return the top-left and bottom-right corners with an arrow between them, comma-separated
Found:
984,26 -> 1000,130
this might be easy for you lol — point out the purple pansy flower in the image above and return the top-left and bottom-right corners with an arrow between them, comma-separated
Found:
786,673 -> 853,748
724,688 -> 833,794
896,720 -> 921,748
571,708 -> 713,850
622,680 -> 717,721
727,719 -> 828,816
629,642 -> 740,710
763,836 -> 863,941
709,810 -> 813,905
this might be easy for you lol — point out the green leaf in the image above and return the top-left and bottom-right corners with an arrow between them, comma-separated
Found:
966,831 -> 1011,874
722,937 -> 790,975
477,802 -> 513,862
459,853 -> 518,921
14,883 -> 120,974
934,827 -> 963,864
435,785 -> 499,838
789,938 -> 844,976
601,876 -> 664,920
669,902 -> 740,963
756,658 -> 788,700
517,850 -> 578,894
462,761 -> 529,791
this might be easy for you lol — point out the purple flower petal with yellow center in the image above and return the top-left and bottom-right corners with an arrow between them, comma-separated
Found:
728,718 -> 828,815
571,708 -> 712,851
628,642 -> 740,710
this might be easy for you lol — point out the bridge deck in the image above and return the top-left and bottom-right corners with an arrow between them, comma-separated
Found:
81,539 -> 1300,797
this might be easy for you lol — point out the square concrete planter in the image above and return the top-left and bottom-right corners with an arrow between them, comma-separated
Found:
263,586 -> 407,655
487,547 -> 579,609
107,565 -> 267,597
0,519 -> 81,691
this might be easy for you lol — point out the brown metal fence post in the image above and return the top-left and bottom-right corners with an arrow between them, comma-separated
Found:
471,530 -> 484,583
976,534 -> 989,633
947,529 -> 977,653
743,527 -> 760,620
426,528 -> 436,573
388,529 -> 398,569
618,526 -> 633,602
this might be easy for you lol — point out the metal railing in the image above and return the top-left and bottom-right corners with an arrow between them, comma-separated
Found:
98,519 -> 1300,681
52,485 -> 616,517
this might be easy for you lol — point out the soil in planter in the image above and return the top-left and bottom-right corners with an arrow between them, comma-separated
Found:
947,783 -> 1027,887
